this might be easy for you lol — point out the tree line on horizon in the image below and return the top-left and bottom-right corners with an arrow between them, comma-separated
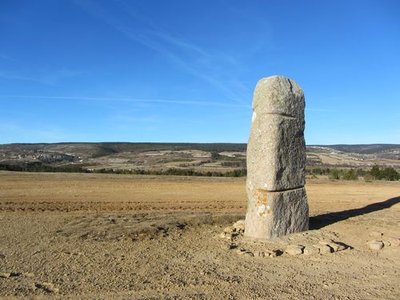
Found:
307,165 -> 400,181
0,162 -> 399,181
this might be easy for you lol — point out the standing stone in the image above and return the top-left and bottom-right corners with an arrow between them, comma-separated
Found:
245,75 -> 309,239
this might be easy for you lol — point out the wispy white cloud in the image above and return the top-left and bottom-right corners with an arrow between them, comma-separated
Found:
73,0 -> 249,104
0,95 -> 250,108
0,69 -> 82,85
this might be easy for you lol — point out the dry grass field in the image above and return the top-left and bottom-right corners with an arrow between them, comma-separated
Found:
0,171 -> 399,299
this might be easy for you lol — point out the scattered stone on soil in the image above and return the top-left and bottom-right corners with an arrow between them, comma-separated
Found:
227,242 -> 238,250
0,272 -> 11,278
0,271 -> 23,278
220,221 -> 246,241
1,173 -> 399,299
326,242 -> 340,252
285,245 -> 305,256
316,244 -> 334,254
223,226 -> 234,234
236,248 -> 254,257
303,245 -> 320,255
232,219 -> 245,233
35,282 -> 59,293
222,220 -> 352,259
271,249 -> 283,257
367,240 -> 384,251
23,272 -> 35,278
255,251 -> 266,257
333,241 -> 349,251
0,253 -> 5,259
319,240 -> 349,253
386,237 -> 400,247
255,249 -> 283,258
366,234 -> 400,249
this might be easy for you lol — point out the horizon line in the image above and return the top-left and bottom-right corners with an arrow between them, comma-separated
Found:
0,141 -> 398,146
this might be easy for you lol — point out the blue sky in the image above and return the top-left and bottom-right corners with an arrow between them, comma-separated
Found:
0,0 -> 399,144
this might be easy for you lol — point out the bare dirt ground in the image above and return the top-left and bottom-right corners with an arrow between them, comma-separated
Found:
0,172 -> 399,299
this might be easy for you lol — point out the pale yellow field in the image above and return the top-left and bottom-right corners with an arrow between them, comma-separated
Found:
1,172 -> 399,214
0,172 -> 399,299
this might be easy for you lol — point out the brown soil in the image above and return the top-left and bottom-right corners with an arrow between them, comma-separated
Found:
0,172 -> 399,299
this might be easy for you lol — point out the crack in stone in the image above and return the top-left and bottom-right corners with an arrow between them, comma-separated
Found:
287,78 -> 294,95
264,112 -> 296,119
266,186 -> 305,193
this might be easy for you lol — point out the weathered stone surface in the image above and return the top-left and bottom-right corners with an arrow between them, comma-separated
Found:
328,241 -> 348,252
367,240 -> 384,251
247,76 -> 305,191
317,244 -> 333,254
285,244 -> 304,255
252,76 -> 305,118
245,75 -> 309,240
303,245 -> 320,255
244,187 -> 309,239
232,220 -> 245,233
247,115 -> 305,191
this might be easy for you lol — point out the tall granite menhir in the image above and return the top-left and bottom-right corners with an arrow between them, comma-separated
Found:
244,75 -> 309,239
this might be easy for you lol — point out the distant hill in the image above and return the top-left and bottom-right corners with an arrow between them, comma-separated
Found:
0,142 -> 247,158
0,142 -> 399,174
313,144 -> 400,155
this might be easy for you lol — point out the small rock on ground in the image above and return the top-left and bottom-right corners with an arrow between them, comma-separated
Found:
35,282 -> 59,293
316,244 -> 333,254
232,220 -> 245,232
333,242 -> 349,251
303,246 -> 320,255
326,242 -> 340,252
271,249 -> 283,257
227,243 -> 238,250
256,250 -> 283,257
285,245 -> 304,256
0,272 -> 11,278
367,240 -> 384,251
236,248 -> 254,257
386,237 -> 400,247
223,226 -> 234,234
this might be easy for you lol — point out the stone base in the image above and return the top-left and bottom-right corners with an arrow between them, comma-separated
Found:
244,187 -> 309,239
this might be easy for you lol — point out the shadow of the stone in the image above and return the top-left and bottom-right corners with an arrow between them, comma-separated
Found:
309,196 -> 400,230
